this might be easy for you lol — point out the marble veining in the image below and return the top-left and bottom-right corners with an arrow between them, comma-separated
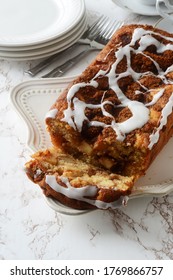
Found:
0,0 -> 173,260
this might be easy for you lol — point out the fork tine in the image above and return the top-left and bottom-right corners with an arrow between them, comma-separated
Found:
90,17 -> 112,42
95,19 -> 124,44
98,19 -> 112,38
86,16 -> 105,33
87,16 -> 108,40
81,16 -> 104,38
104,20 -> 123,39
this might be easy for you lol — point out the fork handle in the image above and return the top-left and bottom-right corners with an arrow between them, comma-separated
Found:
25,53 -> 64,76
25,42 -> 89,76
42,49 -> 91,78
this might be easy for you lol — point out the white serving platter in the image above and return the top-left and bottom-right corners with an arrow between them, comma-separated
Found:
10,78 -> 173,214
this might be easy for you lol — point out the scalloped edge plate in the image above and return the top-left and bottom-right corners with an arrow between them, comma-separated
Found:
0,16 -> 87,61
0,14 -> 87,52
10,78 -> 173,215
0,0 -> 85,47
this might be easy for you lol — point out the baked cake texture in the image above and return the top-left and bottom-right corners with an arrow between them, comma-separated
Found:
25,24 -> 173,210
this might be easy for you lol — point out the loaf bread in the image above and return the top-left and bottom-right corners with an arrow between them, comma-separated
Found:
25,24 -> 173,210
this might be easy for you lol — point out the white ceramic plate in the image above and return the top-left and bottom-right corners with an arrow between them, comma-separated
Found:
112,0 -> 159,15
10,78 -> 173,214
0,14 -> 87,52
0,0 -> 85,47
0,17 -> 87,60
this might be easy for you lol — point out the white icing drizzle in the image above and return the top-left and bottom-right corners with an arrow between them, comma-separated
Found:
145,88 -> 165,106
45,175 -> 126,209
46,175 -> 97,199
45,108 -> 58,120
59,27 -> 173,148
148,93 -> 173,149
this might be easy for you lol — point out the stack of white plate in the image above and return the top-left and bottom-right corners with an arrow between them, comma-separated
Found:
0,0 -> 87,60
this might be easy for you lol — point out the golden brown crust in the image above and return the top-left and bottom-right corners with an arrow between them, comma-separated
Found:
26,24 -> 173,210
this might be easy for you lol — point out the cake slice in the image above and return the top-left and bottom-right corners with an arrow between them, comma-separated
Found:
25,24 -> 173,210
25,148 -> 134,210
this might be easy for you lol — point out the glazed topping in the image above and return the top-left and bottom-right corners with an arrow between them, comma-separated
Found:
45,174 -> 127,209
45,108 -> 58,119
148,93 -> 173,149
50,27 -> 173,149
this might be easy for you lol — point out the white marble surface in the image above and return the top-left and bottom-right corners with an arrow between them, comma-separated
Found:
0,0 -> 173,260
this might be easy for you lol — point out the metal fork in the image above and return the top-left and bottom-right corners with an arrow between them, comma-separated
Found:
94,19 -> 123,45
42,18 -> 123,78
25,16 -> 110,77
